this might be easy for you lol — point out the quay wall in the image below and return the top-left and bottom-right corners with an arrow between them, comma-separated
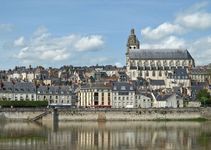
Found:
1,108 -> 211,121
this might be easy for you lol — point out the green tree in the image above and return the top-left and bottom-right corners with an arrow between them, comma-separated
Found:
196,89 -> 211,106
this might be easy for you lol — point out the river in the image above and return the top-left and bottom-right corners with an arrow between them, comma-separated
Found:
0,121 -> 211,150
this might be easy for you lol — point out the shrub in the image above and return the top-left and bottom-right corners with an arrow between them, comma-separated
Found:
0,100 -> 48,108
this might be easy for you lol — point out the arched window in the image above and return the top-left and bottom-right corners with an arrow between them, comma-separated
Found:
152,70 -> 155,76
176,60 -> 180,66
169,60 -> 174,66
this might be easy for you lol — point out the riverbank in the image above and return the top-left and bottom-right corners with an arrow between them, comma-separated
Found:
1,107 -> 211,121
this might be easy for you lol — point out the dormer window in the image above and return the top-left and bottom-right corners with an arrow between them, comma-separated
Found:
130,86 -> 133,90
121,86 -> 126,90
113,86 -> 117,90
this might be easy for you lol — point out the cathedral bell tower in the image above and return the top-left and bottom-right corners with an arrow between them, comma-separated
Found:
126,29 -> 140,68
126,28 -> 140,54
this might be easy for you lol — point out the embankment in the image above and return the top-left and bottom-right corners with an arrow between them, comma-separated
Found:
1,108 -> 211,121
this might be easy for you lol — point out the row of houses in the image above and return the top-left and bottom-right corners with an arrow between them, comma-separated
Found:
0,82 -> 76,106
0,81 -> 187,108
79,81 -> 185,108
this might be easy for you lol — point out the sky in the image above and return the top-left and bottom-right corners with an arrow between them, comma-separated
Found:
0,0 -> 211,69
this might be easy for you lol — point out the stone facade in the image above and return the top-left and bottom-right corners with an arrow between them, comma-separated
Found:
79,83 -> 112,108
126,29 -> 194,92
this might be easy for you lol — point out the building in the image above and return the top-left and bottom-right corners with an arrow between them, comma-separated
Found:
126,29 -> 194,91
152,92 -> 183,108
190,65 -> 211,83
0,82 -> 36,101
37,85 -> 75,105
79,83 -> 112,108
135,91 -> 152,108
112,82 -> 136,108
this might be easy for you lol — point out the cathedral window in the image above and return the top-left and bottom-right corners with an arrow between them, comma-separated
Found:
159,71 -> 162,77
133,71 -> 136,77
140,71 -> 142,76
157,61 -> 161,67
138,61 -> 142,67
152,70 -> 155,76
170,60 -> 174,66
182,60 -> 187,66
146,71 -> 149,77
176,60 -> 180,66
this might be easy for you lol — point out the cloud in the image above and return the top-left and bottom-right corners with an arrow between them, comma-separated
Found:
14,36 -> 25,47
141,1 -> 211,42
33,26 -> 48,36
74,35 -> 104,51
139,1 -> 211,66
175,1 -> 211,29
176,12 -> 211,29
189,36 -> 211,65
141,22 -> 184,40
141,36 -> 186,49
0,24 -> 14,32
115,62 -> 123,67
14,26 -> 105,65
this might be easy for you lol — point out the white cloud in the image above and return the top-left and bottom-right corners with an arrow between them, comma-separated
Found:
115,62 -> 123,67
141,22 -> 184,40
14,26 -> 105,64
189,36 -> 211,65
14,36 -> 25,47
141,36 -> 186,49
176,12 -> 211,29
0,24 -> 13,32
74,35 -> 104,51
33,26 -> 48,36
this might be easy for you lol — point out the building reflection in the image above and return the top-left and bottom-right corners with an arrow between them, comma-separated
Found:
0,121 -> 211,150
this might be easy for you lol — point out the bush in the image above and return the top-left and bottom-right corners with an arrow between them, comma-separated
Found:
196,89 -> 211,106
0,100 -> 48,108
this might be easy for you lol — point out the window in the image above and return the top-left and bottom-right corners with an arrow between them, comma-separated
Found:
152,70 -> 155,76
159,71 -> 162,77
121,86 -> 126,90
108,93 -> 110,105
102,93 -> 104,105
146,71 -> 149,76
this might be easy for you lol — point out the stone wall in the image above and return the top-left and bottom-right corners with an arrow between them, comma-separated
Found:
1,108 -> 211,121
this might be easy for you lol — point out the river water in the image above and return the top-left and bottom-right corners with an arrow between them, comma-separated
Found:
0,121 -> 211,150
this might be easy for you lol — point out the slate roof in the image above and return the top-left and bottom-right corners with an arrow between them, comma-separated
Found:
0,82 -> 36,93
129,49 -> 193,60
37,86 -> 73,95
168,68 -> 188,79
153,92 -> 174,101
80,83 -> 111,90
149,79 -> 165,86
112,82 -> 135,91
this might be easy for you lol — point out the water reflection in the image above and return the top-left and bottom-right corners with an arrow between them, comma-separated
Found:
0,121 -> 211,150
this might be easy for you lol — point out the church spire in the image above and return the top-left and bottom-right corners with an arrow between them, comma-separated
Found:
127,28 -> 140,51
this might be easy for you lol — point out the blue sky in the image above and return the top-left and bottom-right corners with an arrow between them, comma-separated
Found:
0,0 -> 211,69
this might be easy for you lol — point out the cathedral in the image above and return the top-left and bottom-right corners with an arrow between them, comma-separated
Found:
126,29 -> 195,90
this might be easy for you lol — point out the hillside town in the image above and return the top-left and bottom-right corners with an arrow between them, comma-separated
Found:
0,29 -> 211,109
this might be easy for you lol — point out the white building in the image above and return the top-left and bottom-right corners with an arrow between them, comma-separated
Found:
112,82 -> 135,108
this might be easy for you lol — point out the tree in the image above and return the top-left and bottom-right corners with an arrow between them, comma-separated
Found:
196,89 -> 211,106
